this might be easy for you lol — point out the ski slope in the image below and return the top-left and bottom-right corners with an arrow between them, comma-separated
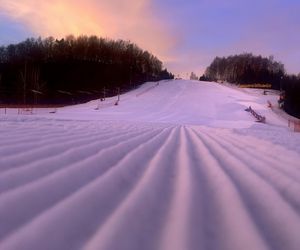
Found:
0,80 -> 300,250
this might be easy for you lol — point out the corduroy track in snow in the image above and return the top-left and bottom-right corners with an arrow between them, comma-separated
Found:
0,119 -> 300,250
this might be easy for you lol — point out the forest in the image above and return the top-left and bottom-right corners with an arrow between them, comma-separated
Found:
200,53 -> 300,118
0,36 -> 173,105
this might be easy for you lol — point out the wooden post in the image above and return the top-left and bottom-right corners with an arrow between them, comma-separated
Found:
115,87 -> 120,105
23,61 -> 27,105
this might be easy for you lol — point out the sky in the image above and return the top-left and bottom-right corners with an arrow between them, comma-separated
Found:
0,0 -> 299,77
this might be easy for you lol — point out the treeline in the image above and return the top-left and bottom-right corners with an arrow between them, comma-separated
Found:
200,53 -> 300,118
201,53 -> 284,89
0,35 -> 173,104
283,74 -> 300,118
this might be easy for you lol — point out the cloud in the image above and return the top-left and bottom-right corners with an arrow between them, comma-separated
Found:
0,0 -> 178,65
0,0 -> 105,37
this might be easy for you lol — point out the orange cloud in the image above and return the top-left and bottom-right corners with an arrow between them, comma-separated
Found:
1,0 -> 111,37
0,0 -> 177,65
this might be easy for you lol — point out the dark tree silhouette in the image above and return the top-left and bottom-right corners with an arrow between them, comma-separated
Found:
282,75 -> 300,118
0,36 -> 173,105
203,53 -> 285,88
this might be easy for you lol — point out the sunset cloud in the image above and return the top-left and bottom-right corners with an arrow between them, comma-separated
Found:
0,0 -> 177,65
0,0 -> 105,37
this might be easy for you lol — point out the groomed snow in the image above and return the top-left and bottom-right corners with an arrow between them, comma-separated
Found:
0,80 -> 300,250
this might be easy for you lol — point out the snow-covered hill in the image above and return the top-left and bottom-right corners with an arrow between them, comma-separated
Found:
0,80 -> 300,250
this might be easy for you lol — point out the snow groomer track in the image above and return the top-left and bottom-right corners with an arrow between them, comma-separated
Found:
1,80 -> 300,250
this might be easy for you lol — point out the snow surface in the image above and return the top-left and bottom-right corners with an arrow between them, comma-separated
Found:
0,80 -> 300,250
